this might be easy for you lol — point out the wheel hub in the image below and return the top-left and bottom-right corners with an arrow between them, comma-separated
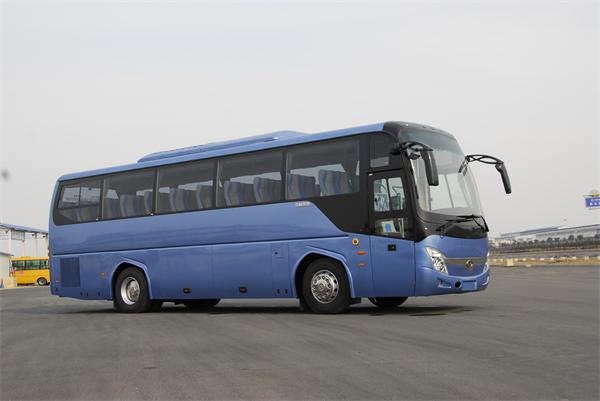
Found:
121,277 -> 140,305
310,270 -> 339,304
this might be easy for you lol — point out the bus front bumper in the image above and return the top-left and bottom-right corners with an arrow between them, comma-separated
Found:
415,266 -> 490,296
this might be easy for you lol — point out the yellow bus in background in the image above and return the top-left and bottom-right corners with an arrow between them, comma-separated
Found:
10,257 -> 50,286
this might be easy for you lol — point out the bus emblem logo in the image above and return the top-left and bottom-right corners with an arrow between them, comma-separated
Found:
294,201 -> 310,207
465,259 -> 474,270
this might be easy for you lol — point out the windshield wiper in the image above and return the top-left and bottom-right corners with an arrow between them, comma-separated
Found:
436,218 -> 471,236
456,214 -> 489,233
436,215 -> 488,236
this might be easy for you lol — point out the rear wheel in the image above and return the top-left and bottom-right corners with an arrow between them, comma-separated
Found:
368,297 -> 408,308
114,268 -> 152,313
37,277 -> 48,286
183,299 -> 220,309
302,258 -> 350,314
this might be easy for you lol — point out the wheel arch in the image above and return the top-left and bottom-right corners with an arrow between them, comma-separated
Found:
110,258 -> 154,300
292,250 -> 356,299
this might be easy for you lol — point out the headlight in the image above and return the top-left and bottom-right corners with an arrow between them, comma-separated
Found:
484,250 -> 490,271
425,247 -> 448,274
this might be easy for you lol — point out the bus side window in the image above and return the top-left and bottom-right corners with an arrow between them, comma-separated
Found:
56,180 -> 101,224
157,161 -> 215,214
103,170 -> 155,219
217,151 -> 283,208
286,139 -> 359,200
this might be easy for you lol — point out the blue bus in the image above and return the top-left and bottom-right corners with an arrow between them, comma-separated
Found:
49,122 -> 511,313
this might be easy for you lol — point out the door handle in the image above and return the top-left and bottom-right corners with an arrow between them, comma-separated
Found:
388,244 -> 396,251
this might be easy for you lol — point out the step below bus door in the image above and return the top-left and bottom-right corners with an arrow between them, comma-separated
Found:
367,170 -> 415,297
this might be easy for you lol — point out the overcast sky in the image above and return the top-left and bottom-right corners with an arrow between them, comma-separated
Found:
0,1 -> 598,236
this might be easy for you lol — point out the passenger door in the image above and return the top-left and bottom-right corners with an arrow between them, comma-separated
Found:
368,170 -> 415,297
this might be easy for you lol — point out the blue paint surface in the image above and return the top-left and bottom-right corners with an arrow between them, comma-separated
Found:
50,201 -> 489,301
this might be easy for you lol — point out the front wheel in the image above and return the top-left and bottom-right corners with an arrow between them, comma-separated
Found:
302,258 -> 350,314
37,277 -> 48,286
368,297 -> 408,308
114,268 -> 152,313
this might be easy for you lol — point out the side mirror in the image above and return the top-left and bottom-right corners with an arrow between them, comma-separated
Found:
461,154 -> 512,195
495,162 -> 512,194
394,141 -> 439,186
421,151 -> 439,186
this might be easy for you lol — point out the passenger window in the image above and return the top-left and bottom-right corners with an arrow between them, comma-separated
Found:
370,133 -> 390,168
286,139 -> 359,200
102,170 -> 155,219
217,151 -> 282,207
56,179 -> 101,224
157,161 -> 214,214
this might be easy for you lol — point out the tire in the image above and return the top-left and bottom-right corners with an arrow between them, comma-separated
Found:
37,277 -> 48,286
183,299 -> 220,309
302,258 -> 350,314
114,268 -> 152,313
368,297 -> 408,308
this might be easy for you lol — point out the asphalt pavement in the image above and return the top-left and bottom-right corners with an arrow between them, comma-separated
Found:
1,265 -> 598,400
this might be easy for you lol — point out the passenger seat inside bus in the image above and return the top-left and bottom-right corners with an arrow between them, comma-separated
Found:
195,185 -> 213,209
253,178 -> 281,203
286,174 -> 320,199
103,198 -> 121,219
169,188 -> 196,212
157,192 -> 171,213
143,192 -> 153,214
75,206 -> 97,222
318,170 -> 353,196
223,181 -> 256,206
120,195 -> 141,217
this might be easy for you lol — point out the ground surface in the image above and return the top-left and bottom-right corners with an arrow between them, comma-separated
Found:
1,265 -> 598,400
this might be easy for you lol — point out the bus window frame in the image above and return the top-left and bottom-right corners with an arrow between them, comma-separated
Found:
52,132 -> 388,226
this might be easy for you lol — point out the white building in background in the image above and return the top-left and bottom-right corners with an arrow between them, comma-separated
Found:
0,223 -> 49,281
0,251 -> 11,282
493,224 -> 600,245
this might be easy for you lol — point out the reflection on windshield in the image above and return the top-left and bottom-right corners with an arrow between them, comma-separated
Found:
407,132 -> 483,217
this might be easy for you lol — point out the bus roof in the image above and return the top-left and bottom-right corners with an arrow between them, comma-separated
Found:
57,121 -> 449,181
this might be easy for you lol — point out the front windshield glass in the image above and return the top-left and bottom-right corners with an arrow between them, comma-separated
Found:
405,131 -> 483,217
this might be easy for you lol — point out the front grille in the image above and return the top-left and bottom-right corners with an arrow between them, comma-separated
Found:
445,257 -> 487,266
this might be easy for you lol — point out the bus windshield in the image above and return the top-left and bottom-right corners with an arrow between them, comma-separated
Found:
406,131 -> 483,218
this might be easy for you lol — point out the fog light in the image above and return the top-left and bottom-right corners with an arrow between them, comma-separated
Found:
437,279 -> 452,288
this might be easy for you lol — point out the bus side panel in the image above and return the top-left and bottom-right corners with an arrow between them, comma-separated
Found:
271,243 -> 292,297
49,203 -> 371,300
50,254 -> 111,300
148,246 -> 212,300
52,236 -> 377,301
212,243 -> 274,298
